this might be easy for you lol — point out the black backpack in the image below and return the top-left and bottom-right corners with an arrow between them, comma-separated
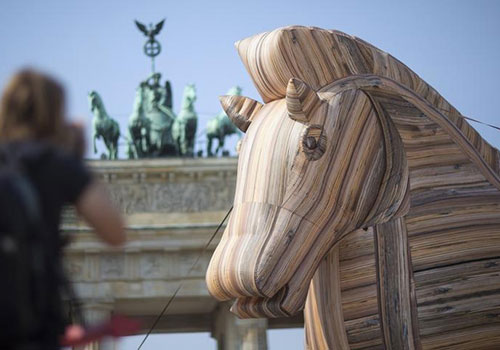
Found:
0,144 -> 77,347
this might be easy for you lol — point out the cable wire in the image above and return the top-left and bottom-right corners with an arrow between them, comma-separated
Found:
136,206 -> 232,350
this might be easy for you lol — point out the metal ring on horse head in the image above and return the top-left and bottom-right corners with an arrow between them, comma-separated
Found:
144,39 -> 161,57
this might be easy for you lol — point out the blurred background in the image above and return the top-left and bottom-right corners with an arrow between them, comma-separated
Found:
1,0 -> 499,348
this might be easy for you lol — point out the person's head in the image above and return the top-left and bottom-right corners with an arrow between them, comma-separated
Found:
0,69 -> 66,143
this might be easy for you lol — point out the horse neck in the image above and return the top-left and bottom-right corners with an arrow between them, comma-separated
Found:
180,96 -> 194,113
94,101 -> 108,120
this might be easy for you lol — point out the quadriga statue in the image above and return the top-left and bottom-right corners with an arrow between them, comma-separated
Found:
206,26 -> 500,349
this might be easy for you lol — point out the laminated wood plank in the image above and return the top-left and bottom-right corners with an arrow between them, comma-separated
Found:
414,258 -> 500,337
305,247 -> 350,349
374,217 -> 420,349
338,228 -> 377,291
344,315 -> 384,350
420,324 -> 500,350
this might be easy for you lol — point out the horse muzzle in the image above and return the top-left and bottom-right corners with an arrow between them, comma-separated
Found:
206,202 -> 320,318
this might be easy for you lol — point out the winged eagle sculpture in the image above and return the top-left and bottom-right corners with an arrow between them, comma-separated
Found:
134,19 -> 165,41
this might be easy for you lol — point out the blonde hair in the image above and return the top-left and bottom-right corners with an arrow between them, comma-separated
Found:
0,69 -> 65,143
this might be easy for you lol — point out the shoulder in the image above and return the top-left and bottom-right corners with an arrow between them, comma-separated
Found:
16,141 -> 83,170
19,141 -> 93,202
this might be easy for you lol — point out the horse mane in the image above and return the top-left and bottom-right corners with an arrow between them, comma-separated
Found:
90,90 -> 106,113
235,26 -> 500,182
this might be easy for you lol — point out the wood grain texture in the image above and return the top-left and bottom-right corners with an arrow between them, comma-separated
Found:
305,246 -> 350,349
339,228 -> 384,350
235,26 -> 499,178
219,95 -> 263,132
206,26 -> 500,349
374,217 -> 420,350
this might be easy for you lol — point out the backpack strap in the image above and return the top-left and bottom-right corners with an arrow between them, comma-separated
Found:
0,143 -> 43,231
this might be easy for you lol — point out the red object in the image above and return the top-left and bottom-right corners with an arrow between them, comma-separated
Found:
60,315 -> 141,347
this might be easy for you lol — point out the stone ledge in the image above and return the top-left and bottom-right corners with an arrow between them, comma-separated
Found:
86,157 -> 238,170
64,223 -> 225,253
64,222 -> 225,232
86,157 -> 238,183
73,279 -> 211,299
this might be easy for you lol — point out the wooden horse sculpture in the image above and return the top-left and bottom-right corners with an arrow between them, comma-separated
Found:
88,90 -> 120,159
206,26 -> 500,349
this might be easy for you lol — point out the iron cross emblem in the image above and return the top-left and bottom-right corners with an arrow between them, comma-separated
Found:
135,19 -> 165,58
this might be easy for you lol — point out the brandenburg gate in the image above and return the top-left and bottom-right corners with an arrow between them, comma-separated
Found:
63,158 -> 303,349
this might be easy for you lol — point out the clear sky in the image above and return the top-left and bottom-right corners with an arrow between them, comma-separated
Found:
1,0 -> 499,349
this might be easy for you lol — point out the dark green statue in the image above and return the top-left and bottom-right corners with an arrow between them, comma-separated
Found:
173,84 -> 198,157
144,74 -> 177,156
88,19 -> 205,159
88,91 -> 120,159
135,19 -> 165,73
127,82 -> 151,158
206,86 -> 242,157
127,73 -> 198,158
129,19 -> 180,157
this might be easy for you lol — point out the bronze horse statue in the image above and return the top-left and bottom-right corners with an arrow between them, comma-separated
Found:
206,86 -> 242,156
206,26 -> 500,349
88,90 -> 120,159
172,83 -> 198,157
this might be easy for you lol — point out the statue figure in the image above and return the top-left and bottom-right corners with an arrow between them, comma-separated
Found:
145,72 -> 172,110
88,90 -> 120,160
128,82 -> 151,158
143,75 -> 177,157
206,86 -> 242,157
126,72 -> 178,158
172,84 -> 198,157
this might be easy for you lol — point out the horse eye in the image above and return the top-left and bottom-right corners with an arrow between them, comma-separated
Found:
301,125 -> 326,161
305,136 -> 317,149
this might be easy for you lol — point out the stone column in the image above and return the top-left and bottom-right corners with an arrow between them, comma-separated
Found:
74,301 -> 115,350
212,303 -> 268,350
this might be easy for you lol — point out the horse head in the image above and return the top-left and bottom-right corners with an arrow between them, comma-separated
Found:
206,77 -> 410,318
206,26 -> 417,319
88,90 -> 105,117
181,83 -> 197,110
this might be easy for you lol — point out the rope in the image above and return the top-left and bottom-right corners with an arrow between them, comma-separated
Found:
461,115 -> 500,131
434,107 -> 500,132
136,207 -> 232,350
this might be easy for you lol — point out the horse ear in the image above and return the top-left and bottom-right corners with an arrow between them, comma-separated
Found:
286,78 -> 326,124
219,95 -> 263,132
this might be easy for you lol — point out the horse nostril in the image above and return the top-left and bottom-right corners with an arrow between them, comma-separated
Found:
306,136 -> 317,149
